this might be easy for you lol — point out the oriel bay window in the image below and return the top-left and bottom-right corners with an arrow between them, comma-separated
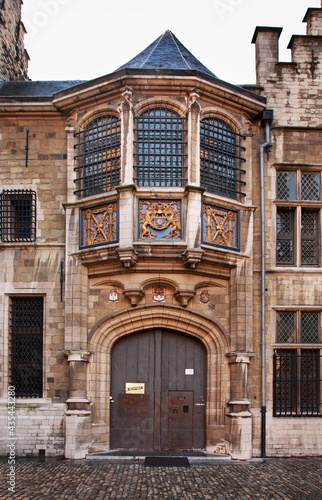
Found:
276,170 -> 321,266
74,114 -> 121,198
200,117 -> 246,200
134,105 -> 187,187
273,310 -> 322,417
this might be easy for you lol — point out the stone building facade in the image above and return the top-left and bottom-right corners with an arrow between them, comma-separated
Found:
0,0 -> 29,81
0,3 -> 321,459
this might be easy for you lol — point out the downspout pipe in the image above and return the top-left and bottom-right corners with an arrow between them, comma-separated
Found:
259,110 -> 273,458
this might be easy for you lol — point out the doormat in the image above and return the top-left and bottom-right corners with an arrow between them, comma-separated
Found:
144,456 -> 190,467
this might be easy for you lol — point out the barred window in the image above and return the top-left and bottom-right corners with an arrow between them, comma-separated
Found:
0,190 -> 36,242
134,106 -> 187,187
273,350 -> 321,417
274,310 -> 321,416
200,118 -> 246,200
10,297 -> 44,398
74,115 -> 121,198
276,170 -> 321,267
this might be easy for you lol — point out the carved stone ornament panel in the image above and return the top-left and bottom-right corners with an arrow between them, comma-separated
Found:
81,201 -> 118,248
202,202 -> 239,250
139,199 -> 182,240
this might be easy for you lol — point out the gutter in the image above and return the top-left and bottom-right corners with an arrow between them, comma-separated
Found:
259,109 -> 273,458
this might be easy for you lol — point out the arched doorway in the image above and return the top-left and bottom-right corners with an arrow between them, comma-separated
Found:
110,328 -> 206,450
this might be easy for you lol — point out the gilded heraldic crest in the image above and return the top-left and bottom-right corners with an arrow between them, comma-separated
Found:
140,200 -> 181,239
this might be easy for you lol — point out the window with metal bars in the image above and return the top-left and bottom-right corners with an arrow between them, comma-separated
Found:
9,297 -> 44,398
134,106 -> 187,187
74,115 -> 121,198
276,170 -> 321,267
200,117 -> 246,200
273,349 -> 321,416
0,190 -> 36,242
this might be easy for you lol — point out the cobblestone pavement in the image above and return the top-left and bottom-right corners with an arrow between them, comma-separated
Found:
1,457 -> 322,500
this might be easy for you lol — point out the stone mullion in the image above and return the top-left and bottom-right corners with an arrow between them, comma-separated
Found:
119,88 -> 134,186
116,89 -> 136,261
187,91 -> 201,186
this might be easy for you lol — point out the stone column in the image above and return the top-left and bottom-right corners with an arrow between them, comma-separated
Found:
226,352 -> 253,460
63,350 -> 92,459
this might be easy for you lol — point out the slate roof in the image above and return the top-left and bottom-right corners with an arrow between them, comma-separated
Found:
0,80 -> 86,98
116,30 -> 216,78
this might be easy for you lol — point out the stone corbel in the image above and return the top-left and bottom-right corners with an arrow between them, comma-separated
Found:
188,90 -> 201,112
174,289 -> 196,308
226,352 -> 254,364
63,349 -> 91,362
123,288 -> 145,307
117,247 -> 138,268
119,87 -> 133,112
182,248 -> 204,268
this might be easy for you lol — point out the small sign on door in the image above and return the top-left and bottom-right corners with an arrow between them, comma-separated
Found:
125,383 -> 145,394
185,369 -> 194,375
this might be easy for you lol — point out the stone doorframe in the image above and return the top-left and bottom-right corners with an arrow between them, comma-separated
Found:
64,304 -> 253,459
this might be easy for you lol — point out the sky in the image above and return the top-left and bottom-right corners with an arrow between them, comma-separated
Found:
21,0 -> 321,85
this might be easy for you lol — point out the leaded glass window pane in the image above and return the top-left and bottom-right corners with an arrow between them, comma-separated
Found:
301,312 -> 319,343
301,210 -> 318,265
276,171 -> 296,200
276,311 -> 296,343
301,173 -> 320,201
276,210 -> 294,265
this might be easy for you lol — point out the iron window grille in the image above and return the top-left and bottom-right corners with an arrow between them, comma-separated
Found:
134,106 -> 188,187
200,117 -> 246,200
273,349 -> 321,417
0,189 -> 36,242
74,115 -> 121,198
9,297 -> 44,398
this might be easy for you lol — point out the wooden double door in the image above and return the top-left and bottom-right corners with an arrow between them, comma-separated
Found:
110,329 -> 206,450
